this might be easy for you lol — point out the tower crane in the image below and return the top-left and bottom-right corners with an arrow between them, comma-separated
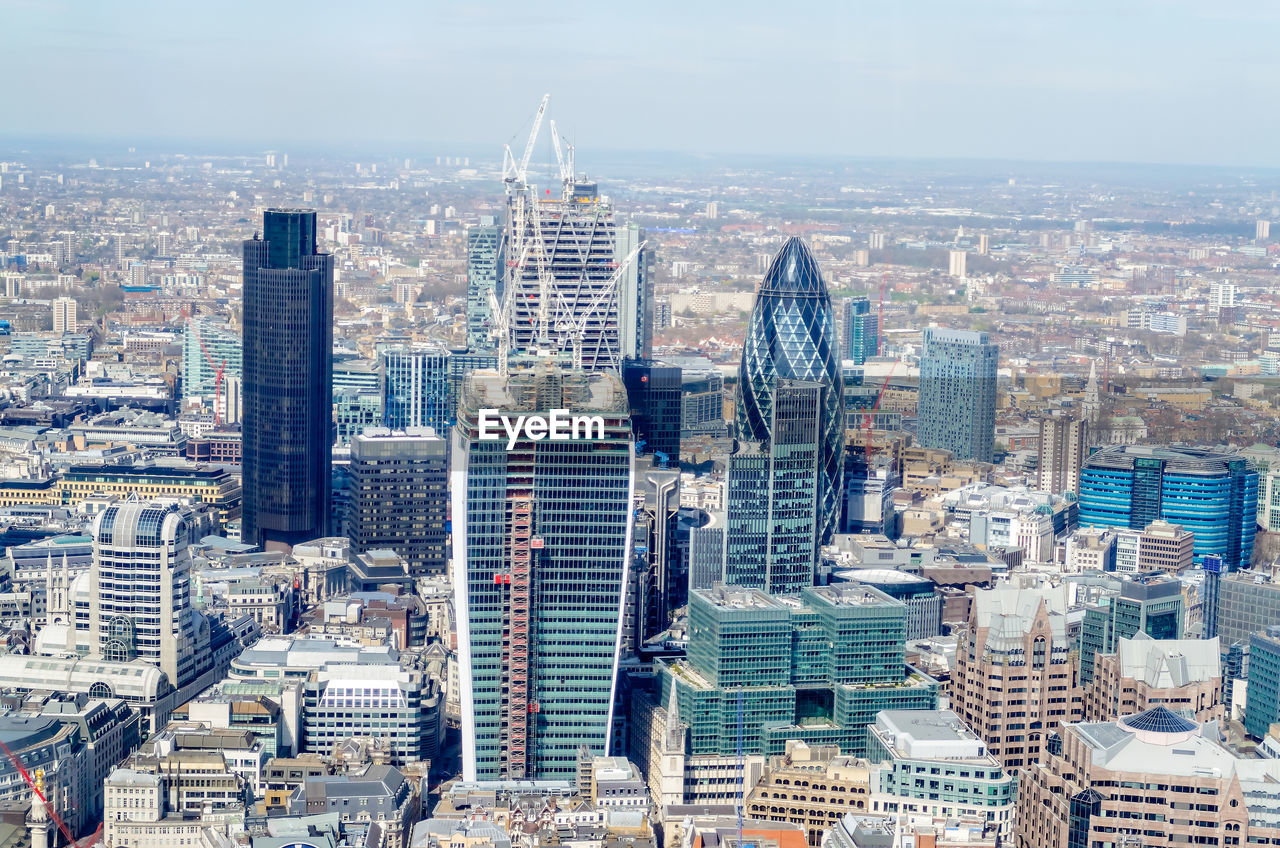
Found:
188,318 -> 228,426
551,241 -> 645,372
549,119 -> 575,194
502,94 -> 549,188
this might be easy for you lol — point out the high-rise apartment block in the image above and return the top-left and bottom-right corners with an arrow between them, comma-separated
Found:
622,360 -> 682,461
840,297 -> 879,364
346,427 -> 448,577
1078,571 -> 1185,684
241,209 -> 333,550
1036,415 -> 1086,495
1018,707 -> 1280,848
948,249 -> 967,278
738,238 -> 844,543
725,380 -> 823,595
51,296 -> 76,334
465,221 -> 503,351
948,585 -> 1082,771
1078,445 -> 1258,569
452,365 -> 634,781
1083,633 -> 1222,723
917,327 -> 998,463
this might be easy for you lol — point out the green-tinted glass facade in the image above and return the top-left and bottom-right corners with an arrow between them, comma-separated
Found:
1078,573 -> 1186,683
659,585 -> 937,758
724,381 -> 823,595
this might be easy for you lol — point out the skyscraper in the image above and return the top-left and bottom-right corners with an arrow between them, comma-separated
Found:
631,458 -> 684,652
840,297 -> 879,364
1037,415 -> 1087,495
452,365 -> 634,780
89,500 -> 209,689
622,360 -> 682,462
738,237 -> 844,543
948,585 -> 1081,771
381,346 -> 451,431
1077,445 -> 1258,569
241,209 -> 334,551
465,221 -> 503,351
502,176 -> 649,371
725,380 -> 823,595
346,427 -> 448,577
917,327 -> 998,463
51,296 -> 76,334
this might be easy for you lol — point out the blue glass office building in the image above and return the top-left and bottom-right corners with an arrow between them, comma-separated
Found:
382,346 -> 451,432
841,297 -> 879,365
1078,445 -> 1258,570
738,238 -> 844,544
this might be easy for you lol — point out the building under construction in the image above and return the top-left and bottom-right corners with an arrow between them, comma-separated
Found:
497,95 -> 651,373
451,363 -> 635,781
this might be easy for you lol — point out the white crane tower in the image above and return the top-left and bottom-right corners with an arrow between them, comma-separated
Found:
492,94 -> 644,376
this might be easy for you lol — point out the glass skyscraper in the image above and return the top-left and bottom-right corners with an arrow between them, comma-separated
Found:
917,327 -> 999,463
622,359 -> 682,462
452,364 -> 634,781
241,209 -> 333,550
737,237 -> 844,544
841,297 -> 879,364
725,380 -> 823,594
382,346 -> 450,432
466,221 -> 503,352
1078,445 -> 1258,570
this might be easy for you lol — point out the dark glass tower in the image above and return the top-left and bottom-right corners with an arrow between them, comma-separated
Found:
737,237 -> 844,544
241,209 -> 334,551
622,359 -> 682,462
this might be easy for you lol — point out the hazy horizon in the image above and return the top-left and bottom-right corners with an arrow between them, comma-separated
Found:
8,1 -> 1280,170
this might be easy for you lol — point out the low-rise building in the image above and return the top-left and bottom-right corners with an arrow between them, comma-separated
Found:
285,765 -> 418,848
865,710 -> 1015,839
744,742 -> 871,846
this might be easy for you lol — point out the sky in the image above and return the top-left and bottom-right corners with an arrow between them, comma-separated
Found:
6,0 -> 1280,167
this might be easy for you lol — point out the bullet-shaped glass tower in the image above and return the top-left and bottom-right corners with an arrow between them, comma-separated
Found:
737,237 -> 844,544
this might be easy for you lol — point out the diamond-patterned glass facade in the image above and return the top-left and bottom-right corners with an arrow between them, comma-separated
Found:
737,237 -> 844,544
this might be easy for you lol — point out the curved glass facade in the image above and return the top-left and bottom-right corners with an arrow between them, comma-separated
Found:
737,238 -> 844,544
1078,445 -> 1258,569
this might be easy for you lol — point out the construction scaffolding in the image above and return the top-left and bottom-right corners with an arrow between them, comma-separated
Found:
493,95 -> 644,375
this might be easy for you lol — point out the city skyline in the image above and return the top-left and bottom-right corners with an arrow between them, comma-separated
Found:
7,1 -> 1280,168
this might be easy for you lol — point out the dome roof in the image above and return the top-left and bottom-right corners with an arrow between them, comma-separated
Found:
1118,705 -> 1200,745
759,237 -> 828,297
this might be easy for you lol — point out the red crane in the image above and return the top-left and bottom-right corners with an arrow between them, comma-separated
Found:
188,319 -> 228,426
0,738 -> 85,847
862,360 -> 898,467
